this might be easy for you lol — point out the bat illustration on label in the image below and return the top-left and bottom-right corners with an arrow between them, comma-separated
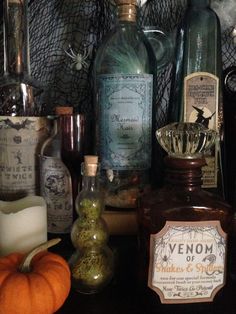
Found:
0,118 -> 34,130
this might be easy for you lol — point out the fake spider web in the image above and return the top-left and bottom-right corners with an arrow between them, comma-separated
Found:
0,0 -> 235,121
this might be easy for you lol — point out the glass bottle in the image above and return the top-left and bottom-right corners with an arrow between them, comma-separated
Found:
168,0 -> 225,197
70,155 -> 114,294
40,107 -> 82,235
0,0 -> 49,200
138,123 -> 233,306
93,0 -> 157,209
223,66 -> 236,204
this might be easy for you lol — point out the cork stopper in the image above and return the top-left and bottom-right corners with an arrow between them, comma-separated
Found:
9,0 -> 21,3
84,155 -> 98,176
116,0 -> 137,22
55,106 -> 73,115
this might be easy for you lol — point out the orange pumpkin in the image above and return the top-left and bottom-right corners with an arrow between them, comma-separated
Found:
0,238 -> 71,314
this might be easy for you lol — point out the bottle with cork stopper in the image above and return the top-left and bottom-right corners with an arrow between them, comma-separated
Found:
93,0 -> 157,211
70,155 -> 114,294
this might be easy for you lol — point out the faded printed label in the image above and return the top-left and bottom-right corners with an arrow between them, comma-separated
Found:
148,221 -> 226,304
40,156 -> 73,234
0,116 -> 49,200
98,74 -> 153,170
184,72 -> 219,188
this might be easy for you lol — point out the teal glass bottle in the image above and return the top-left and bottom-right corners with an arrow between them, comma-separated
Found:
168,0 -> 225,197
93,0 -> 156,210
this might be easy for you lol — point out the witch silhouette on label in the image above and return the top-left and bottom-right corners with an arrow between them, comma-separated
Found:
192,106 -> 216,128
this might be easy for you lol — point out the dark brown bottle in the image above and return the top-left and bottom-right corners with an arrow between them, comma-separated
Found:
59,108 -> 86,210
138,123 -> 233,308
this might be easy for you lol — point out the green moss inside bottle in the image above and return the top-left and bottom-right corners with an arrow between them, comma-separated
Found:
69,155 -> 114,294
71,247 -> 114,294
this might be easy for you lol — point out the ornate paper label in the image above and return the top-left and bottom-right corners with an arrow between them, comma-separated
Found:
0,116 -> 49,200
98,74 -> 153,170
40,156 -> 73,234
184,72 -> 219,188
148,221 -> 226,304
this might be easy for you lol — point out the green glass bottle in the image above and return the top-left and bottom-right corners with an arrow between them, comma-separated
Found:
168,0 -> 225,197
93,0 -> 157,210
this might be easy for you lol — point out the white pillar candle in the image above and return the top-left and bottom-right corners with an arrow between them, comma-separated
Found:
0,196 -> 47,256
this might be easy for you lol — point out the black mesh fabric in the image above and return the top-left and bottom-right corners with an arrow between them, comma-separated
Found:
0,0 -> 235,120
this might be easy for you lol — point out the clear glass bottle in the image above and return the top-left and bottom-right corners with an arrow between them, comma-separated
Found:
70,155 -> 114,294
40,107 -> 80,234
168,0 -> 225,197
0,0 -> 49,200
138,123 -> 233,306
93,0 -> 157,209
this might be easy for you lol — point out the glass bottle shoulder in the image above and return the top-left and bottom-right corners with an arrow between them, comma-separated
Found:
182,6 -> 221,50
140,186 -> 233,233
41,132 -> 60,158
0,76 -> 42,116
184,5 -> 220,26
94,23 -> 155,75
179,6 -> 221,75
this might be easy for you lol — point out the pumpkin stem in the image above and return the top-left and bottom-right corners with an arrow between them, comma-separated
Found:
19,238 -> 61,273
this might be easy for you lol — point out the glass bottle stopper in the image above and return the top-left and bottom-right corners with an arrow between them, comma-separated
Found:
156,122 -> 217,159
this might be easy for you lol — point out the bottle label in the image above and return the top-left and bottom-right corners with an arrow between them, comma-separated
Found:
0,116 -> 49,200
148,220 -> 226,304
98,74 -> 153,170
184,72 -> 219,188
40,155 -> 73,234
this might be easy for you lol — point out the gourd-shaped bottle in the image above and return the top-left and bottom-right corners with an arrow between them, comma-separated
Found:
94,0 -> 157,209
0,0 -> 49,200
138,123 -> 233,308
168,0 -> 225,197
70,155 -> 114,294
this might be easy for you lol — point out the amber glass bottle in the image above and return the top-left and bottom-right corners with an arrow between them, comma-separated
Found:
138,123 -> 233,308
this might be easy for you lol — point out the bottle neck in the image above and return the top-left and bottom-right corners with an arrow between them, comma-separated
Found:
82,175 -> 99,192
57,114 -> 78,152
3,0 -> 30,78
117,3 -> 137,23
164,157 -> 205,189
188,0 -> 210,7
